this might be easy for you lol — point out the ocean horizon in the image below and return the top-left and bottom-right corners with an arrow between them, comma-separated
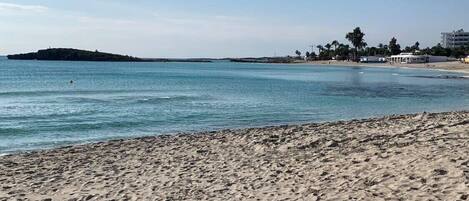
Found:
1,58 -> 469,153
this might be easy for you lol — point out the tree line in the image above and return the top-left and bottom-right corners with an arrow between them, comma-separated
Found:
7,48 -> 143,62
294,27 -> 469,61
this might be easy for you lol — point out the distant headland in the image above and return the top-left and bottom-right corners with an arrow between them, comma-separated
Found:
7,48 -> 144,62
7,48 -> 213,63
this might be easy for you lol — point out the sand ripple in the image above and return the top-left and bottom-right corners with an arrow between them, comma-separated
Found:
1,111 -> 469,200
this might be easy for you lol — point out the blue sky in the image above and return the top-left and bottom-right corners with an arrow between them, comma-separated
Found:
1,0 -> 468,58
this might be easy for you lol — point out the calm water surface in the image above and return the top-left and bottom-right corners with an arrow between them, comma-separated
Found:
1,57 -> 469,153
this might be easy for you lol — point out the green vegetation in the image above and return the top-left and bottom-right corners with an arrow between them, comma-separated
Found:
295,50 -> 302,59
7,48 -> 143,62
7,48 -> 215,62
388,37 -> 401,55
298,27 -> 469,61
417,44 -> 469,58
346,27 -> 367,61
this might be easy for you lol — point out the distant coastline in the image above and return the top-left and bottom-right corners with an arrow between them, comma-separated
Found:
6,49 -> 468,75
227,56 -> 469,76
7,48 -> 213,63
304,60 -> 469,75
229,57 -> 296,63
7,48 -> 143,62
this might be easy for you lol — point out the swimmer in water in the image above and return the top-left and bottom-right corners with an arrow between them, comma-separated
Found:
70,80 -> 74,84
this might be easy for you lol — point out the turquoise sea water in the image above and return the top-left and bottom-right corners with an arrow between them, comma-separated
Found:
1,57 -> 469,153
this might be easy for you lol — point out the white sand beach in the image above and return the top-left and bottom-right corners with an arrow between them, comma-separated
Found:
1,111 -> 469,200
306,60 -> 469,75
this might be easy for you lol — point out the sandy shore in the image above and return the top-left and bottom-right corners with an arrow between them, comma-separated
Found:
306,60 -> 469,75
1,111 -> 469,200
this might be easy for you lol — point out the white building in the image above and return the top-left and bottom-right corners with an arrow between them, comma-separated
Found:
442,29 -> 469,48
359,56 -> 386,63
388,53 -> 448,64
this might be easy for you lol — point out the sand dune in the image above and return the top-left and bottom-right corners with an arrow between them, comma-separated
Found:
1,111 -> 469,200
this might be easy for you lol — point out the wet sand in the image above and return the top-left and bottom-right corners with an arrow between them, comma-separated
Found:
1,111 -> 469,200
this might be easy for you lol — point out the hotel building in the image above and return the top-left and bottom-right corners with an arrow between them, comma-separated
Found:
441,29 -> 469,48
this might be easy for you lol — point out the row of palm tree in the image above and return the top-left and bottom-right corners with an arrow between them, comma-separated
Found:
294,27 -> 469,61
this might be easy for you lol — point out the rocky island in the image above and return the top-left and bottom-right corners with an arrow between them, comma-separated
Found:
7,48 -> 144,62
6,48 -> 213,62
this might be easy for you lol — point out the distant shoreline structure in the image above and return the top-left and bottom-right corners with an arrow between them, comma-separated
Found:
229,57 -> 296,63
6,48 -> 213,63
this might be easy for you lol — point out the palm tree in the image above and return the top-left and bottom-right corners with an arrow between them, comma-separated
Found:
324,43 -> 333,59
331,40 -> 339,50
388,37 -> 401,55
295,50 -> 302,58
346,27 -> 367,61
335,44 -> 351,60
325,43 -> 332,52
316,45 -> 324,54
412,41 -> 420,51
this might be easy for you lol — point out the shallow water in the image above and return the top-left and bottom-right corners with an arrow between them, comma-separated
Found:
1,57 -> 469,153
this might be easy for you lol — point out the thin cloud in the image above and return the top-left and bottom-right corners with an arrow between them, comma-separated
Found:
0,2 -> 48,13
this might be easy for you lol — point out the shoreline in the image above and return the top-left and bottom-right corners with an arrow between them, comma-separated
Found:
1,111 -> 469,200
301,60 -> 469,75
0,108 -> 464,156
